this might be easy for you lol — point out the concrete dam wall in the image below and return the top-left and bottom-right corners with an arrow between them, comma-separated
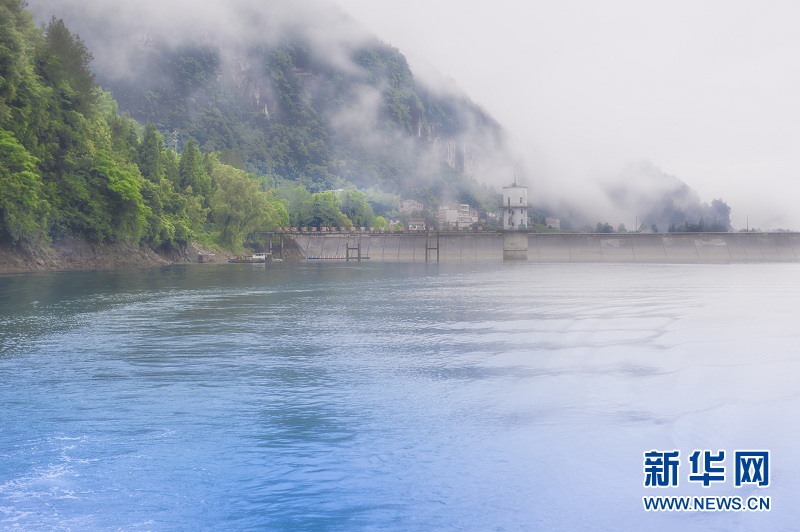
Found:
290,232 -> 800,263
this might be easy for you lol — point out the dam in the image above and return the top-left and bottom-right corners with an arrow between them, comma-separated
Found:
289,232 -> 800,263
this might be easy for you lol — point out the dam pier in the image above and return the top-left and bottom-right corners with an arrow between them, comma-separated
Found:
289,231 -> 800,263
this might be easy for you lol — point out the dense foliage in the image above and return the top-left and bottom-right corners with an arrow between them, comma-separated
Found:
1,1 -> 509,251
0,2 -> 291,251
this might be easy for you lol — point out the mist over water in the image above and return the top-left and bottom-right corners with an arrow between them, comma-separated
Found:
1,263 -> 798,530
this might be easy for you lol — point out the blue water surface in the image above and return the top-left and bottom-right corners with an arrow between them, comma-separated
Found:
1,262 -> 798,530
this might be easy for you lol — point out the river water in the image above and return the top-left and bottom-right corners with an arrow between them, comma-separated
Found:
1,262 -> 798,530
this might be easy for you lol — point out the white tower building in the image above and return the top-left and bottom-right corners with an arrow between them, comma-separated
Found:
502,181 -> 528,231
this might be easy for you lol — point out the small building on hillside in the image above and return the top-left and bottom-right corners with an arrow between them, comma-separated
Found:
438,204 -> 478,229
545,217 -> 561,230
400,199 -> 424,213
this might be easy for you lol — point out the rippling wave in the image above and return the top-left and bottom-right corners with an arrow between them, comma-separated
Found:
1,263 -> 798,530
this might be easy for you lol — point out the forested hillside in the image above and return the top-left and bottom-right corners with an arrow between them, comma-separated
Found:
2,0 -> 510,255
26,0 -> 508,197
0,1 -> 289,251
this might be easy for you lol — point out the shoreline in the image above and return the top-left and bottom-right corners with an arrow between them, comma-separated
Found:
0,235 -> 308,275
0,237 -> 181,275
4,232 -> 800,274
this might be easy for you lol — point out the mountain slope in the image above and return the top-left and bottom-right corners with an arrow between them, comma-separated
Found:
27,0 -> 509,196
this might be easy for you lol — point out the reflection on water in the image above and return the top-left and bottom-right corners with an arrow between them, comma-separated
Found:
1,262 -> 799,530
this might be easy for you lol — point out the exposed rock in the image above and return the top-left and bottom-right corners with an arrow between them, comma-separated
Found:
0,237 -> 169,274
0,236 -> 307,274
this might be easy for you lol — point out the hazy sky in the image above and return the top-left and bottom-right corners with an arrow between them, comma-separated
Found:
330,0 -> 800,229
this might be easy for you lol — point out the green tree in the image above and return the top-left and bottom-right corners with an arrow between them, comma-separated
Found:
209,159 -> 287,250
338,189 -> 375,228
139,121 -> 165,182
163,148 -> 180,188
179,137 -> 211,199
0,0 -> 41,139
308,190 -> 350,228
0,128 -> 49,241
107,111 -> 140,163
372,215 -> 389,231
89,150 -> 150,242
277,184 -> 312,227
40,17 -> 97,113
157,179 -> 194,246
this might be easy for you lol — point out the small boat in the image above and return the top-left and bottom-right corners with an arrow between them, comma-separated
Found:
228,253 -> 267,264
